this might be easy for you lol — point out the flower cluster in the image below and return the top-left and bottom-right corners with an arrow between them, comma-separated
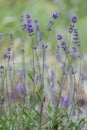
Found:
25,13 -> 34,36
34,18 -> 40,31
47,11 -> 58,31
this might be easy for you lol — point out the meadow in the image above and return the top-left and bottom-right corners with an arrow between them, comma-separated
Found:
0,0 -> 87,130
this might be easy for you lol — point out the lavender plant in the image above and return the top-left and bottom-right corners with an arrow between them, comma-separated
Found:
0,12 -> 87,130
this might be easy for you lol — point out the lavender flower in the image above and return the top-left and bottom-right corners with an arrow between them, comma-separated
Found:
68,24 -> 74,33
34,18 -> 40,31
0,65 -> 4,69
71,46 -> 78,58
41,43 -> 45,48
0,65 -> 5,78
25,13 -> 34,36
37,31 -> 42,43
47,20 -> 54,31
63,94 -> 70,106
80,72 -> 87,81
69,69 -> 77,75
19,69 -> 24,77
56,34 -> 63,40
33,45 -> 37,50
73,28 -> 80,46
71,14 -> 77,23
26,13 -> 31,20
56,45 -> 61,62
17,83 -> 25,95
3,53 -> 8,59
52,11 -> 58,19
34,74 -> 41,86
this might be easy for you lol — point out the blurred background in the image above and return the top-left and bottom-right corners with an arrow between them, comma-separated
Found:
0,0 -> 87,54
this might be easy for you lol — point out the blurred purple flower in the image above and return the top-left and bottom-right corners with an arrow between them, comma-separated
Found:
17,83 -> 25,95
71,14 -> 77,23
56,45 -> 61,62
33,45 -> 37,50
52,12 -> 58,19
26,13 -> 31,19
19,69 -> 24,77
34,18 -> 40,31
25,13 -> 34,36
34,74 -> 41,86
73,28 -> 80,46
47,20 -> 54,31
38,31 -> 42,43
68,24 -> 74,33
63,94 -> 70,106
71,46 -> 78,58
80,72 -> 87,81
56,34 -> 63,40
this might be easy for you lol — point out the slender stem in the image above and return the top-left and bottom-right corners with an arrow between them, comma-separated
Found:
38,47 -> 45,130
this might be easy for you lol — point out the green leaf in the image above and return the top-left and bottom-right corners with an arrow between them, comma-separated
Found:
28,72 -> 34,83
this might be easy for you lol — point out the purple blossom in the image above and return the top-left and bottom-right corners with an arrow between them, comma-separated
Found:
73,28 -> 80,46
71,14 -> 77,23
34,18 -> 40,31
38,31 -> 42,43
0,65 -> 4,69
25,13 -> 34,36
47,20 -> 54,31
71,46 -> 78,58
68,24 -> 74,33
3,53 -> 8,59
56,45 -> 61,62
41,43 -> 45,48
26,13 -> 31,19
56,51 -> 61,61
17,83 -> 25,95
56,34 -> 63,40
61,41 -> 66,48
80,72 -> 87,81
63,94 -> 70,106
8,47 -> 11,51
69,69 -> 77,74
52,11 -> 58,19
34,74 -> 41,86
19,69 -> 24,77
33,45 -> 37,50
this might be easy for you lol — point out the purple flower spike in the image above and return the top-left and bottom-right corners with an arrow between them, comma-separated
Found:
47,20 -> 54,31
34,18 -> 40,31
41,43 -> 45,48
33,45 -> 37,50
56,34 -> 63,40
26,13 -> 31,18
38,31 -> 42,42
19,69 -> 24,77
17,83 -> 25,95
52,12 -> 58,19
63,94 -> 70,106
71,14 -> 77,23
3,53 -> 8,59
